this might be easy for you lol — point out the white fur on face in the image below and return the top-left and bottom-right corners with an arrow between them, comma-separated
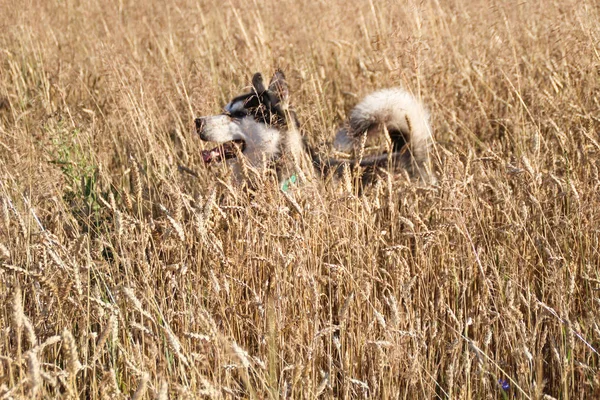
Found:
200,115 -> 281,168
200,115 -> 243,143
236,118 -> 281,167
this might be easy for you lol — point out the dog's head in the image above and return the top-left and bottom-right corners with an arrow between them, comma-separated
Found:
195,70 -> 298,167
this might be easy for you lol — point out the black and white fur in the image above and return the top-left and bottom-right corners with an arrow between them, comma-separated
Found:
332,88 -> 434,182
195,71 -> 308,184
194,71 -> 434,188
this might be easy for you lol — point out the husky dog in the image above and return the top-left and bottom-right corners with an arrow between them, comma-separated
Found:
195,71 -> 309,185
194,70 -> 434,188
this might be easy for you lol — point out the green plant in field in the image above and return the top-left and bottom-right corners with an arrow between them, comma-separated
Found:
47,120 -> 102,225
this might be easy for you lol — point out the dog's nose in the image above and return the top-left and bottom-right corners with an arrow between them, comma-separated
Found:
195,117 -> 205,133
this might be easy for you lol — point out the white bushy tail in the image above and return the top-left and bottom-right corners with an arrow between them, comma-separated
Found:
333,88 -> 434,181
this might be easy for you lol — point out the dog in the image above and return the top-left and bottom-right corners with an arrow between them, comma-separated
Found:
194,70 -> 434,189
195,71 -> 310,187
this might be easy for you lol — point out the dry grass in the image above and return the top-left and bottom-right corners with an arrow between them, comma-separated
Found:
0,0 -> 599,398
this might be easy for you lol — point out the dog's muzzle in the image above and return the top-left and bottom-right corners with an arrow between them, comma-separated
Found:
201,140 -> 246,164
195,117 -> 207,140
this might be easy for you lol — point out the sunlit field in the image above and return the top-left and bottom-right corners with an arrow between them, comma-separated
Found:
1,0 -> 599,398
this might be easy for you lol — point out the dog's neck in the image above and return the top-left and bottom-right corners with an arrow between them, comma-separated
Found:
272,106 -> 314,187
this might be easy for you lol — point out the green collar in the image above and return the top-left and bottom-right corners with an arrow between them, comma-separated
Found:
281,174 -> 298,192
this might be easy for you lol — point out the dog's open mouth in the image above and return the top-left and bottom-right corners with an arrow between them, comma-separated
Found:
201,139 -> 246,164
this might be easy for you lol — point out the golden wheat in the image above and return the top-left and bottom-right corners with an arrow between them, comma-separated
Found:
0,0 -> 599,398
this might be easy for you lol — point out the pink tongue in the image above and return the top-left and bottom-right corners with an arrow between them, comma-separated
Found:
202,149 -> 220,163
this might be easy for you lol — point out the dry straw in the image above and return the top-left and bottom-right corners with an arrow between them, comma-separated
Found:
0,0 -> 598,397
26,350 -> 41,398
131,373 -> 150,400
61,329 -> 82,376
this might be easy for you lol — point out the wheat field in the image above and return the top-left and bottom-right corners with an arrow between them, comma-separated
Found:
0,0 -> 599,398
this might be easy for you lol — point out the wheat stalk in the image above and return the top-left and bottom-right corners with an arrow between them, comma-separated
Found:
132,372 -> 150,400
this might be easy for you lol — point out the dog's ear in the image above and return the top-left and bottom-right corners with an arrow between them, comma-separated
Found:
252,73 -> 266,94
268,69 -> 289,103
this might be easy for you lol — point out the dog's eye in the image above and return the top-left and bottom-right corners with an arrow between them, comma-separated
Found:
230,110 -> 247,118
